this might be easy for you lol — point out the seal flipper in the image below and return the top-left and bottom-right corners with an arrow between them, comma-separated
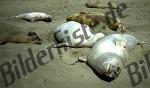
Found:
70,56 -> 87,65
137,41 -> 147,48
52,43 -> 70,48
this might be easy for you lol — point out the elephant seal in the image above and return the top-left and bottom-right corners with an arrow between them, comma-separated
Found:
66,12 -> 124,32
75,34 -> 145,81
52,21 -> 105,48
11,12 -> 52,22
86,0 -> 117,9
0,31 -> 42,45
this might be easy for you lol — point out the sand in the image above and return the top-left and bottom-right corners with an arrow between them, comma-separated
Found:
0,0 -> 150,88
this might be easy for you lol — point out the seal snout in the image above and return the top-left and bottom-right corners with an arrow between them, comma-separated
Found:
44,15 -> 52,22
27,31 -> 42,44
102,63 -> 121,81
106,64 -> 121,78
101,57 -> 122,81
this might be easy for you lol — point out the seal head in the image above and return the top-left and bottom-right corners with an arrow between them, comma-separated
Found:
94,54 -> 123,82
102,61 -> 121,81
43,15 -> 52,22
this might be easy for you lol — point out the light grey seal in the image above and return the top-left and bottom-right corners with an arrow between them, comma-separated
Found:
52,21 -> 105,48
12,12 -> 52,22
75,34 -> 145,81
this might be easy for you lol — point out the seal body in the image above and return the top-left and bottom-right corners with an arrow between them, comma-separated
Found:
14,12 -> 52,22
67,12 -> 106,27
0,31 -> 42,45
54,21 -> 105,48
66,12 -> 123,32
86,0 -> 117,9
86,34 -> 138,81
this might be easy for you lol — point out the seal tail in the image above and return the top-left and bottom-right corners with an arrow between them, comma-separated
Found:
6,16 -> 17,20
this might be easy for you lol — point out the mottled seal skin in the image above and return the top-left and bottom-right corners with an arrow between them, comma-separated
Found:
13,12 -> 52,22
86,34 -> 139,81
66,12 -> 124,32
86,0 -> 117,9
52,21 -> 105,48
0,31 -> 42,45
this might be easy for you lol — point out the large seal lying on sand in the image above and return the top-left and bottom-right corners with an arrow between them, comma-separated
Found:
75,34 -> 145,81
11,12 -> 52,22
0,31 -> 42,45
52,21 -> 105,48
66,12 -> 124,32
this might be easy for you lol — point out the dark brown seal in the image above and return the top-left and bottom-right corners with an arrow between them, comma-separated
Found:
66,12 -> 124,32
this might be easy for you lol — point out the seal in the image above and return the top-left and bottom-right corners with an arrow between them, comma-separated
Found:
66,12 -> 124,32
12,12 -> 52,22
0,31 -> 42,45
73,34 -> 146,81
86,0 -> 117,9
52,21 -> 105,48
